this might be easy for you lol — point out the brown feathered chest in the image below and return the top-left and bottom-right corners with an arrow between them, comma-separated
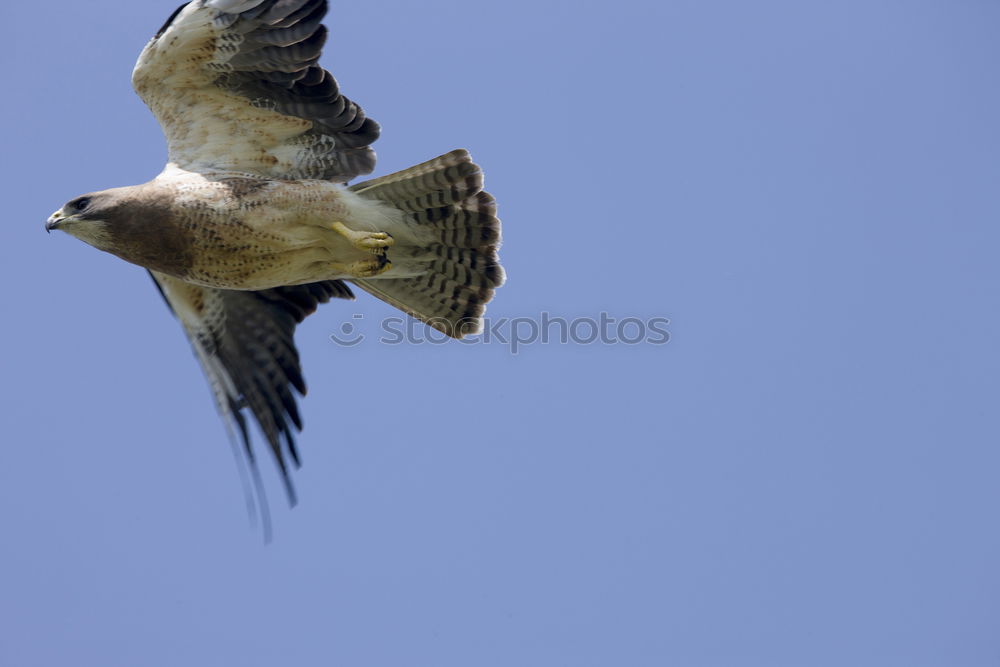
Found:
102,170 -> 368,290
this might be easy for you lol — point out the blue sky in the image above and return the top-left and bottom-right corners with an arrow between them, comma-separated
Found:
2,1 -> 999,665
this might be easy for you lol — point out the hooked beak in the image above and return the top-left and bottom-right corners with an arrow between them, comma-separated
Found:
46,209 -> 66,234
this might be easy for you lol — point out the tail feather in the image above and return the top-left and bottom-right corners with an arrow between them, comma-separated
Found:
348,149 -> 504,338
408,193 -> 502,248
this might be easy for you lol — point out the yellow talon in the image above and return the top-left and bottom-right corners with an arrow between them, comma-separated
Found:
347,257 -> 392,278
330,221 -> 394,254
329,256 -> 391,278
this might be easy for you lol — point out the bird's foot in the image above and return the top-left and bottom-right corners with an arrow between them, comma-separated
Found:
333,255 -> 392,278
330,221 -> 394,255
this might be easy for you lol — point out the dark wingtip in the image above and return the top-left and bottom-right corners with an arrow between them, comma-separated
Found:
154,2 -> 191,40
244,445 -> 273,544
286,430 -> 302,468
282,473 -> 299,508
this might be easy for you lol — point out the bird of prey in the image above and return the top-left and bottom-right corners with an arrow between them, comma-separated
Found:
46,0 -> 504,528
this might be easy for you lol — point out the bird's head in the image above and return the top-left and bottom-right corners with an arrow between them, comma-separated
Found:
46,185 -> 191,277
46,191 -> 116,250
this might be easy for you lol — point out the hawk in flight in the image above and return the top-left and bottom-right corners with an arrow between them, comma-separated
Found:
46,0 -> 503,529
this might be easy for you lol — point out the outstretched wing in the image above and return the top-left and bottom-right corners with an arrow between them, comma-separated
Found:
133,0 -> 379,181
150,271 -> 353,529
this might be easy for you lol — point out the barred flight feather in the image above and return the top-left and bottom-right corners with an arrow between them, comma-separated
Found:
349,150 -> 504,338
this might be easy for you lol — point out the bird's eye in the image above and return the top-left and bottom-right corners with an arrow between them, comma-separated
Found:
73,197 -> 91,212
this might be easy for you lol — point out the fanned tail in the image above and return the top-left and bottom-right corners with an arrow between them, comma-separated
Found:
348,150 -> 504,338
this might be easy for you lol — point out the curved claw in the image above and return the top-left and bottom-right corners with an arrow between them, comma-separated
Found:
330,221 -> 394,255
